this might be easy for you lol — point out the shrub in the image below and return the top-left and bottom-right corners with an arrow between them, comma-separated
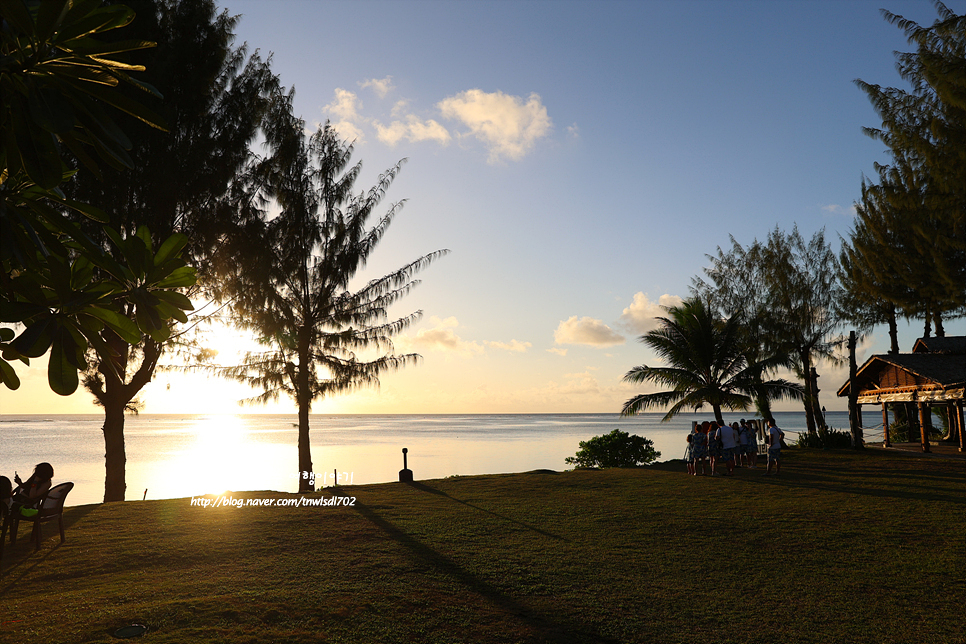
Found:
795,427 -> 856,449
565,429 -> 661,468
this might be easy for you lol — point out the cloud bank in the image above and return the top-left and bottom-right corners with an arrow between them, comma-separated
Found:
553,316 -> 625,347
397,317 -> 531,358
319,84 -> 554,163
437,90 -> 553,163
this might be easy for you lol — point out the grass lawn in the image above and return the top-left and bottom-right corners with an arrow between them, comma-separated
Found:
1,448 -> 963,643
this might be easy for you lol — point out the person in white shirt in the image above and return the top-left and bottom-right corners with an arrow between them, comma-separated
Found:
766,419 -> 784,475
715,421 -> 738,476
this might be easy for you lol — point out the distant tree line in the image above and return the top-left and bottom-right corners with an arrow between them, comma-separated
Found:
622,2 -> 964,440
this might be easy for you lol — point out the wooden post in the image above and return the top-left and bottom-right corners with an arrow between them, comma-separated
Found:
918,402 -> 931,453
958,401 -> 965,453
882,403 -> 891,448
945,401 -> 957,444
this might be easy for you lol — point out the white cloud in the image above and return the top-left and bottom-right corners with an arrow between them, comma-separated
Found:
553,316 -> 625,347
375,115 -> 451,147
487,339 -> 532,353
618,293 -> 683,335
323,88 -> 365,142
437,89 -> 552,163
567,123 -> 580,138
359,76 -> 394,98
396,317 -> 483,358
821,204 -> 857,217
547,347 -> 568,357
391,99 -> 410,118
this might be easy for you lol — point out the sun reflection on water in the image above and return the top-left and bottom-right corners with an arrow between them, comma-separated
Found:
137,415 -> 293,499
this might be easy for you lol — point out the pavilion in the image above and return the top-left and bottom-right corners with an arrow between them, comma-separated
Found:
837,336 -> 965,452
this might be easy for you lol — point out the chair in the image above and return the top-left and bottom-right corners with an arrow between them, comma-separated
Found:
10,482 -> 74,551
0,501 -> 9,558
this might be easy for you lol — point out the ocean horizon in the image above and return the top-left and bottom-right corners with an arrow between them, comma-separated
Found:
1,411 -> 865,506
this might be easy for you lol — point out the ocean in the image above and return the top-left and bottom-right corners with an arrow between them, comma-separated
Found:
0,411 -> 860,506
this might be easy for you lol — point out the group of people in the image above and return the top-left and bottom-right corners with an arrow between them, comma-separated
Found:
685,419 -> 784,476
1,462 -> 55,521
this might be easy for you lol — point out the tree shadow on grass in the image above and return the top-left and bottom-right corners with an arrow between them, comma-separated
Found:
340,490 -> 619,644
739,460 -> 965,505
407,481 -> 567,541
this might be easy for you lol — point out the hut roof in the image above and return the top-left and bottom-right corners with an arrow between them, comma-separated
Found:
838,353 -> 966,398
912,336 -> 966,355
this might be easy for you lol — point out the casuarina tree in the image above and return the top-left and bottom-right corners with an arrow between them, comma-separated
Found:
217,121 -> 447,492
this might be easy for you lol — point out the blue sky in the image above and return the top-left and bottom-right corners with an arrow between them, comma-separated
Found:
3,0 -> 963,415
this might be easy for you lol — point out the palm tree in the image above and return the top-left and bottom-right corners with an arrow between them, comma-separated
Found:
219,121 -> 447,491
620,298 -> 802,425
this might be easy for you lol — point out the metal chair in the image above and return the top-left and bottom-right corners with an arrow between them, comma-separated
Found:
10,482 -> 75,551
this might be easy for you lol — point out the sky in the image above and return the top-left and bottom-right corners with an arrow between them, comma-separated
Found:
2,0 -> 964,416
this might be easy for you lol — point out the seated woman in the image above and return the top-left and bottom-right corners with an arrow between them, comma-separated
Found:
12,462 -> 54,512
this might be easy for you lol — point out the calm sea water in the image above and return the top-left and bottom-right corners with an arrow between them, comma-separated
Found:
0,411 -> 856,506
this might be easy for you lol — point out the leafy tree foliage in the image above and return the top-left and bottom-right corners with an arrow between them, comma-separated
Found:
565,429 -> 661,468
692,228 -> 842,434
691,235 -> 800,419
621,297 -> 802,426
759,226 -> 844,434
838,222 -> 903,354
217,122 -> 447,492
849,2 -> 966,335
1,0 -> 194,398
58,0 -> 282,501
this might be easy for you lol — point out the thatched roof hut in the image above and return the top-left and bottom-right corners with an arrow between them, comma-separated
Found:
837,336 -> 965,452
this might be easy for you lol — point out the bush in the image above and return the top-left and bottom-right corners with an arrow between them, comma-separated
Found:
565,429 -> 661,468
795,427 -> 856,449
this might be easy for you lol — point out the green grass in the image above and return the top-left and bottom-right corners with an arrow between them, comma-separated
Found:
2,449 -> 963,643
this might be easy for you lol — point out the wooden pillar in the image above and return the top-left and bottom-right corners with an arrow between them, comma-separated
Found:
945,401 -> 957,444
958,400 -> 965,453
882,403 -> 891,448
918,402 -> 931,453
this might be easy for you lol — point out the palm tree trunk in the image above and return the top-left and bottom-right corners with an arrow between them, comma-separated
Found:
712,405 -> 725,426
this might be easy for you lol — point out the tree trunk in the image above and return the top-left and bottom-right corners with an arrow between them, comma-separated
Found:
810,367 -> 825,430
754,390 -> 773,422
887,307 -> 899,354
712,405 -> 724,427
906,402 -> 920,443
848,331 -> 864,449
296,339 -> 314,493
102,403 -> 127,502
934,312 -> 945,337
800,350 -> 817,434
90,336 -> 162,502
